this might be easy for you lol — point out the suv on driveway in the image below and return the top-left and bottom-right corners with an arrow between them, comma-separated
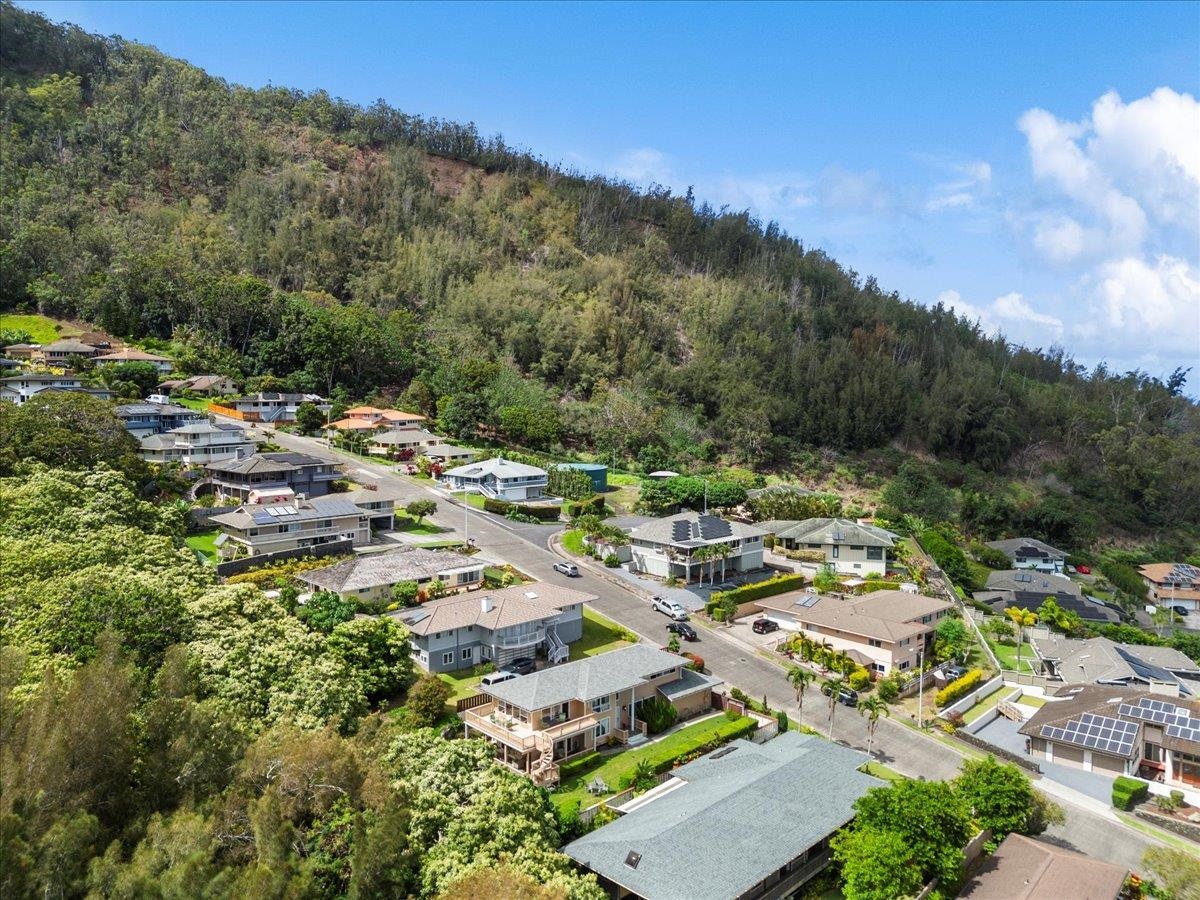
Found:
651,596 -> 689,621
501,657 -> 536,676
752,618 -> 779,634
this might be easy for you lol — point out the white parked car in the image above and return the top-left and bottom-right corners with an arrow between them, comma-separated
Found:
651,596 -> 689,621
553,562 -> 580,577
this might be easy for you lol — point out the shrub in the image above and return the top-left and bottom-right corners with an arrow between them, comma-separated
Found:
970,542 -> 1011,570
603,553 -> 620,567
1112,776 -> 1149,811
637,696 -> 678,735
935,668 -> 985,708
878,678 -> 900,702
683,652 -> 704,672
919,529 -> 978,590
1155,794 -> 1179,813
482,497 -> 561,520
558,751 -> 601,782
945,710 -> 965,730
405,675 -> 452,728
1098,558 -> 1148,600
730,687 -> 750,704
776,709 -> 788,733
849,668 -> 872,691
565,495 -> 606,518
1170,789 -> 1185,804
704,573 -> 806,615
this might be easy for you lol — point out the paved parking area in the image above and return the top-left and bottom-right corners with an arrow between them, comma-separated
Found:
973,716 -> 1115,804
725,617 -> 788,651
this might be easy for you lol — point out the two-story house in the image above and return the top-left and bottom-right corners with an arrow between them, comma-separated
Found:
1,374 -> 114,405
753,589 -> 955,675
974,570 -> 1122,625
115,401 -> 208,438
203,451 -> 342,501
93,348 -> 175,374
139,422 -> 255,465
367,427 -> 443,457
32,339 -> 101,366
1139,563 -> 1200,614
462,644 -> 723,786
440,456 -> 549,501
158,374 -> 237,396
626,512 -> 768,583
760,518 -> 897,576
210,487 -> 398,558
298,546 -> 485,602
214,392 -> 331,423
397,581 -> 597,673
985,537 -> 1068,572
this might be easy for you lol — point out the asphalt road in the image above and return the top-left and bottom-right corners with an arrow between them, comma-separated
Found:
247,426 -> 1176,871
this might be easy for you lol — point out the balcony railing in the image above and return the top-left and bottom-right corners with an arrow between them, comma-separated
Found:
496,629 -> 545,649
542,713 -> 598,742
462,703 -> 598,750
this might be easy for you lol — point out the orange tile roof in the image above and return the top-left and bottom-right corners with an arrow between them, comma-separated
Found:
380,409 -> 426,422
329,418 -> 380,431
344,405 -> 385,416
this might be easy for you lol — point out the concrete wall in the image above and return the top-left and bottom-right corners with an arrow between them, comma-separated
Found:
213,538 -> 352,577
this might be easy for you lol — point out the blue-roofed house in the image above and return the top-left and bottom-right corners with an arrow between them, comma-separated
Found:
564,730 -> 880,900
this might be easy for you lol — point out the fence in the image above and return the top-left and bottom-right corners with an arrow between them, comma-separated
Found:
213,539 -> 354,577
949,728 -> 1041,774
187,506 -> 228,528
941,674 -> 1005,717
1007,671 -> 1051,689
456,692 -> 490,713
577,772 -> 674,826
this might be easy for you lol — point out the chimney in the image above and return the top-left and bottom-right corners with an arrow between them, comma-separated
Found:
481,595 -> 492,614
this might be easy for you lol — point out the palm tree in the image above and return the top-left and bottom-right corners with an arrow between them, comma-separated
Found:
715,541 -> 731,582
825,676 -> 845,739
693,546 -> 711,586
857,695 -> 891,759
1005,606 -> 1038,673
787,666 -> 815,721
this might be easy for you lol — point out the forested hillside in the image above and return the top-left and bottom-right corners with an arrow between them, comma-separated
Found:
2,2 -> 1197,545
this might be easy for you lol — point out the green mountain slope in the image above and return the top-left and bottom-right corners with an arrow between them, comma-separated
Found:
1,1 -> 1196,542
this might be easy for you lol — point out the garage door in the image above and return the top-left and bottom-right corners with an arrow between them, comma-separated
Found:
1092,752 -> 1126,775
1054,744 -> 1085,767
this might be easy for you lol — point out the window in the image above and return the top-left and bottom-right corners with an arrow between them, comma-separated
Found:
441,651 -> 453,665
591,695 -> 611,712
850,545 -> 864,551
866,547 -> 883,560
899,660 -> 910,671
868,639 -> 882,648
594,718 -> 611,740
481,646 -> 492,660
872,663 -> 885,673
461,648 -> 472,661
831,545 -> 839,559
1144,742 -> 1162,762
806,543 -> 821,549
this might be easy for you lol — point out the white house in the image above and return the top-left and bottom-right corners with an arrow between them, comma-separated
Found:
0,374 -> 116,405
440,456 -> 549,501
761,517 -> 897,576
627,511 -> 769,583
985,537 -> 1067,573
139,422 -> 255,465
93,348 -> 175,375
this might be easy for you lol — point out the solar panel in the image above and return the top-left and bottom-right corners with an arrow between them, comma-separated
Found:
1167,723 -> 1200,743
697,515 -> 733,539
1043,715 -> 1138,756
671,520 -> 692,542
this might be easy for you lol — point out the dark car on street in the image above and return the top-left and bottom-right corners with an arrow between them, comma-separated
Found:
751,618 -> 779,634
667,621 -> 698,642
821,682 -> 859,707
501,657 -> 536,676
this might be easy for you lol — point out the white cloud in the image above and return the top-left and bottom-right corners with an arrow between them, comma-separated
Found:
925,160 -> 992,213
612,147 -> 675,184
1032,215 -> 1089,265
937,288 -> 1063,345
1085,254 -> 1200,353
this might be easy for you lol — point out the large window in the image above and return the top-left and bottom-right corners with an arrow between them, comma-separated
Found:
594,718 -> 611,740
831,546 -> 839,559
591,694 -> 611,712
441,651 -> 453,665
866,547 -> 884,560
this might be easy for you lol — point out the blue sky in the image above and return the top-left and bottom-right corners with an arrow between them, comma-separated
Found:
19,1 -> 1200,382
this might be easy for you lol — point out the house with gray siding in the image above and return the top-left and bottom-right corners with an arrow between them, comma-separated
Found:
627,512 -> 768,583
985,537 -> 1068,572
297,547 -> 485,603
204,451 -> 342,501
760,517 -> 897,576
116,401 -> 208,438
440,456 -> 549,501
396,582 -> 596,673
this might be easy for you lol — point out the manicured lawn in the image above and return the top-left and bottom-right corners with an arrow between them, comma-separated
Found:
454,491 -> 487,510
0,313 -> 75,344
551,714 -> 755,811
173,396 -> 212,411
437,664 -> 493,703
1016,695 -> 1046,709
561,529 -> 586,555
864,761 -> 905,782
573,607 -> 633,658
962,685 -> 1007,724
185,530 -> 220,563
607,472 -> 642,487
394,514 -> 445,535
415,539 -> 467,550
986,637 -> 1037,673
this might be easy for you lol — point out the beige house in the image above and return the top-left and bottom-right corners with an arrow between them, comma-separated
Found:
464,644 -> 722,786
1139,562 -> 1200,614
760,518 -> 897,576
753,589 -> 954,675
296,547 -> 485,603
367,427 -> 443,456
94,348 -> 174,374
33,339 -> 101,366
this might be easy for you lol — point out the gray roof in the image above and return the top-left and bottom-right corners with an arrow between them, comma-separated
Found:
444,456 -> 547,479
986,537 -> 1068,561
398,582 -> 597,636
422,444 -> 474,459
40,339 -> 98,353
297,547 -> 482,592
211,494 -> 366,529
766,517 -> 896,548
370,427 -> 441,444
1031,634 -> 1200,693
116,401 -> 200,417
564,731 -> 878,900
484,644 -> 688,709
985,570 -> 1082,596
627,511 -> 769,548
205,451 -> 333,475
746,483 -> 815,500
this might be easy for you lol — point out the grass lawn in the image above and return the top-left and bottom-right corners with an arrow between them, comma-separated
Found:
173,396 -> 212,411
1016,695 -> 1046,709
561,529 -> 586,555
394,514 -> 445,535
573,607 -> 633,658
864,761 -> 905,782
607,472 -> 642,487
0,313 -> 76,344
962,685 -> 1008,724
967,560 -> 992,589
437,664 -> 493,703
987,637 -> 1037,673
551,714 -> 755,811
185,530 -> 220,563
454,491 -> 487,510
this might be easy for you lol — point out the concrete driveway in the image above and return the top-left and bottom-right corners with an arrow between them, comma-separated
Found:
973,716 -> 1117,805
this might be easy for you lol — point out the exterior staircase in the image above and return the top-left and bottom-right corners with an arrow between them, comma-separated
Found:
997,700 -> 1026,722
545,626 -> 568,664
530,733 -> 559,787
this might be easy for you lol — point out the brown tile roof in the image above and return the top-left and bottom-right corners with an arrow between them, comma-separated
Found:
95,349 -> 172,362
1018,684 -> 1200,756
400,582 -> 596,635
380,409 -> 426,422
958,833 -> 1128,900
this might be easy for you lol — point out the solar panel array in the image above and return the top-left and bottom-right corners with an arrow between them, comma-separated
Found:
671,520 -> 692,542
697,515 -> 733,539
1040,712 -> 1139,757
1162,563 -> 1200,586
1118,697 -> 1187,725
251,504 -> 300,525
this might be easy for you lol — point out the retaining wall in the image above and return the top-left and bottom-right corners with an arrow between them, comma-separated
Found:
214,539 -> 354,577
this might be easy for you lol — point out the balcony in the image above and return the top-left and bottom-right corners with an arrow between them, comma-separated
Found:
496,628 -> 546,649
542,713 -> 598,742
462,702 -> 598,750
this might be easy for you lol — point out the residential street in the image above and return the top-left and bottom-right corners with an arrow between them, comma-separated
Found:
247,425 -> 1177,871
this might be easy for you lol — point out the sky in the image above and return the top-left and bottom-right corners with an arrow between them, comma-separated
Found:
18,1 -> 1200,383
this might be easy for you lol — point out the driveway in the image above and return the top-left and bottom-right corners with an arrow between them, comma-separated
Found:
973,717 -> 1119,805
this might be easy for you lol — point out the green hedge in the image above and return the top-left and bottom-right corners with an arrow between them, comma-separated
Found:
935,668 -> 984,708
859,580 -> 903,594
1098,558 -> 1147,599
919,529 -> 978,590
1112,776 -> 1149,810
641,716 -> 758,775
704,573 -> 806,615
566,495 -> 606,518
482,497 -> 561,520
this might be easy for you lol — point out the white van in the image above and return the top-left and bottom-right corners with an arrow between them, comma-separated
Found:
480,670 -> 518,688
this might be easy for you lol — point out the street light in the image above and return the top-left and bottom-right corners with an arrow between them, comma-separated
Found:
916,644 -> 926,729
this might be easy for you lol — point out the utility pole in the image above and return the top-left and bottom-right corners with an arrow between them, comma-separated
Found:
703,479 -> 708,515
916,645 -> 926,729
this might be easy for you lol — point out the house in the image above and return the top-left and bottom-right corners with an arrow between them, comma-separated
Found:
139,422 -> 255,465
462,644 -> 722,786
327,417 -> 381,434
115,401 -> 208,438
754,589 -> 955,675
93,348 -> 174,374
974,570 -> 1121,625
958,833 -> 1129,900
564,731 -> 878,900
0,374 -> 113,405
398,581 -> 598,674
203,451 -> 342,501
2,343 -> 39,360
379,409 -> 427,426
421,443 -> 476,464
336,406 -> 427,427
158,374 -> 236,396
760,517 -> 897,576
556,462 -> 608,493
984,537 -> 1068,573
626,512 -> 768,583
210,487 -> 398,558
367,427 -> 443,456
32,338 -> 101,365
441,456 -> 549,501
297,546 -> 485,602
1029,633 -> 1200,697
1139,563 -> 1200,613
1018,685 -> 1200,790
216,392 -> 331,423
75,331 -> 119,351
